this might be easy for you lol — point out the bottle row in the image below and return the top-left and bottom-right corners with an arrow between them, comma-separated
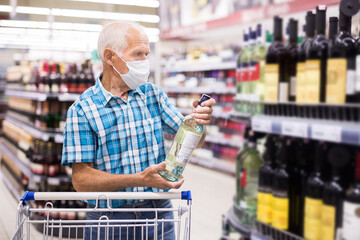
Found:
236,4 -> 360,113
6,60 -> 96,94
8,98 -> 71,131
236,129 -> 360,240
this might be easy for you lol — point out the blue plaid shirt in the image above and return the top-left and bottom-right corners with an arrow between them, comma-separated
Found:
61,73 -> 184,207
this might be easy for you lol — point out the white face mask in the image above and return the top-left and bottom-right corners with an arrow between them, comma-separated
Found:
112,51 -> 150,89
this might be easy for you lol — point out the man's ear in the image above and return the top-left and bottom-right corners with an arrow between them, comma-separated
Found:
104,48 -> 114,66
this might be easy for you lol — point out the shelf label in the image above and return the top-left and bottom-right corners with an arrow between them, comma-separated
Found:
311,124 -> 342,143
282,121 -> 308,138
252,118 -> 272,133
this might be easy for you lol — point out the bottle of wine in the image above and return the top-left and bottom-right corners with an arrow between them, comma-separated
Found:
257,134 -> 277,224
264,16 -> 287,103
356,32 -> 360,99
248,30 -> 258,103
342,151 -> 360,240
253,24 -> 267,104
321,146 -> 350,240
236,127 -> 250,205
236,33 -> 249,113
306,5 -> 329,103
271,138 -> 290,230
238,131 -> 263,223
297,10 -> 315,103
159,94 -> 211,182
303,142 -> 326,240
286,18 -> 298,102
327,10 -> 357,103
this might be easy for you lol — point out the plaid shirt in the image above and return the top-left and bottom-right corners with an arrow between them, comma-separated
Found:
61,73 -> 183,207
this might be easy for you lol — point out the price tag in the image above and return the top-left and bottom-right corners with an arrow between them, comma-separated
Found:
311,124 -> 342,143
252,118 -> 272,133
282,121 -> 308,138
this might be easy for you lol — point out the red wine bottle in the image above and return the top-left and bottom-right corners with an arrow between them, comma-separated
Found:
342,151 -> 360,240
286,18 -> 298,102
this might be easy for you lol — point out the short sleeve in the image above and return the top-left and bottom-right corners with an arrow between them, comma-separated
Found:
159,89 -> 184,135
61,106 -> 96,166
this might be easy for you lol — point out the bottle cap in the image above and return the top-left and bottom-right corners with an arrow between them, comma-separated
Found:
198,94 -> 211,107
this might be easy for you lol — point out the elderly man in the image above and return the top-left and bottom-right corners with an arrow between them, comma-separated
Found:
61,21 -> 215,239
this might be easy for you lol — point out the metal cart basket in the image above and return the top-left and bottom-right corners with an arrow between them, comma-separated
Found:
12,191 -> 192,240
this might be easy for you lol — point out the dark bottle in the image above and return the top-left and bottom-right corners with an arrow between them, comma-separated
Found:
297,11 -> 315,103
264,16 -> 288,103
357,33 -> 360,98
47,142 -> 59,177
303,142 -> 326,240
69,64 -> 78,93
45,64 -> 53,93
271,138 -> 290,230
39,62 -> 49,93
306,5 -> 329,103
342,150 -> 360,240
327,11 -> 357,103
257,134 -> 277,224
85,60 -> 95,88
77,63 -> 87,93
321,146 -> 350,240
286,18 -> 298,102
59,63 -> 68,93
50,63 -> 60,93
30,140 -> 39,174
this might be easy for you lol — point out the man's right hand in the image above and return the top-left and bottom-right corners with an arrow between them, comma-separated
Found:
139,162 -> 184,189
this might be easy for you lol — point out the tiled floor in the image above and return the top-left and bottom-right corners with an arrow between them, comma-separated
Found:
0,163 -> 235,239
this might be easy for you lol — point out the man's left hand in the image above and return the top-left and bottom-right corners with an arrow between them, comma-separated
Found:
191,97 -> 216,125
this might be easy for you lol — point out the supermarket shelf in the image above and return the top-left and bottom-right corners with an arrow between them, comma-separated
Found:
58,93 -> 81,102
162,61 -> 236,73
206,135 -> 242,148
1,166 -> 22,200
177,107 -> 231,119
5,116 -> 63,143
190,156 -> 235,175
0,142 -> 33,178
252,115 -> 360,146
163,86 -> 235,95
230,111 -> 252,124
5,90 -> 80,102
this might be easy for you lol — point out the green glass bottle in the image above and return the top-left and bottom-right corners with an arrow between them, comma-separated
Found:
236,127 -> 250,205
238,131 -> 263,224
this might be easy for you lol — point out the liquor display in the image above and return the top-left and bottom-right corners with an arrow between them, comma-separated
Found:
159,94 -> 211,182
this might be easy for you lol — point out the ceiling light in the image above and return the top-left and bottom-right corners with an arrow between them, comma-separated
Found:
0,5 -> 160,23
70,0 -> 160,8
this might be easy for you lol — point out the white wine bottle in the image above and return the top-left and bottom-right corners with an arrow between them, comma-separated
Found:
159,94 -> 211,182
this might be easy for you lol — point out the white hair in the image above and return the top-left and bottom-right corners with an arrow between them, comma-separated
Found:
97,21 -> 146,62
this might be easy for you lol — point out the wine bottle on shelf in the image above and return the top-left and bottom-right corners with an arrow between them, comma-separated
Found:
286,18 -> 299,102
39,62 -> 49,93
327,11 -> 356,104
51,63 -> 60,94
271,138 -> 290,230
306,5 -> 329,104
241,32 -> 252,114
321,146 -> 350,240
236,33 -> 249,113
303,142 -> 326,240
159,94 -> 211,182
297,11 -> 315,103
264,16 -> 287,103
238,131 -> 263,224
356,32 -> 360,99
59,63 -> 68,94
248,30 -> 258,103
342,150 -> 360,240
252,24 -> 267,111
236,127 -> 250,205
45,64 -> 52,93
257,134 -> 277,224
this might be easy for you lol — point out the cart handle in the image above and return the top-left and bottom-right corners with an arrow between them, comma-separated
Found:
21,191 -> 192,201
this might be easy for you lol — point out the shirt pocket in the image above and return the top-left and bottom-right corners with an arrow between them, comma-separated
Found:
142,118 -> 154,146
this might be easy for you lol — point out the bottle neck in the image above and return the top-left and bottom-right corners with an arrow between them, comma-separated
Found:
339,11 -> 352,33
316,10 -> 326,35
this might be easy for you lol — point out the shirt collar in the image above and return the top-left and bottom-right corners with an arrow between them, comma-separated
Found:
95,72 -> 145,106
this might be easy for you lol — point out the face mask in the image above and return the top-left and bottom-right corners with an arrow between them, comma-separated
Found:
112,51 -> 150,89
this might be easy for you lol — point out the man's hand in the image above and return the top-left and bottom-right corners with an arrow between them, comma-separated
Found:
192,97 -> 216,125
139,162 -> 184,189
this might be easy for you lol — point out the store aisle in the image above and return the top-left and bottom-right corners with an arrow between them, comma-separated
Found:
0,163 -> 235,239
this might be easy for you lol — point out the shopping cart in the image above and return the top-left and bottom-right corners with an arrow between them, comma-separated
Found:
12,191 -> 192,240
